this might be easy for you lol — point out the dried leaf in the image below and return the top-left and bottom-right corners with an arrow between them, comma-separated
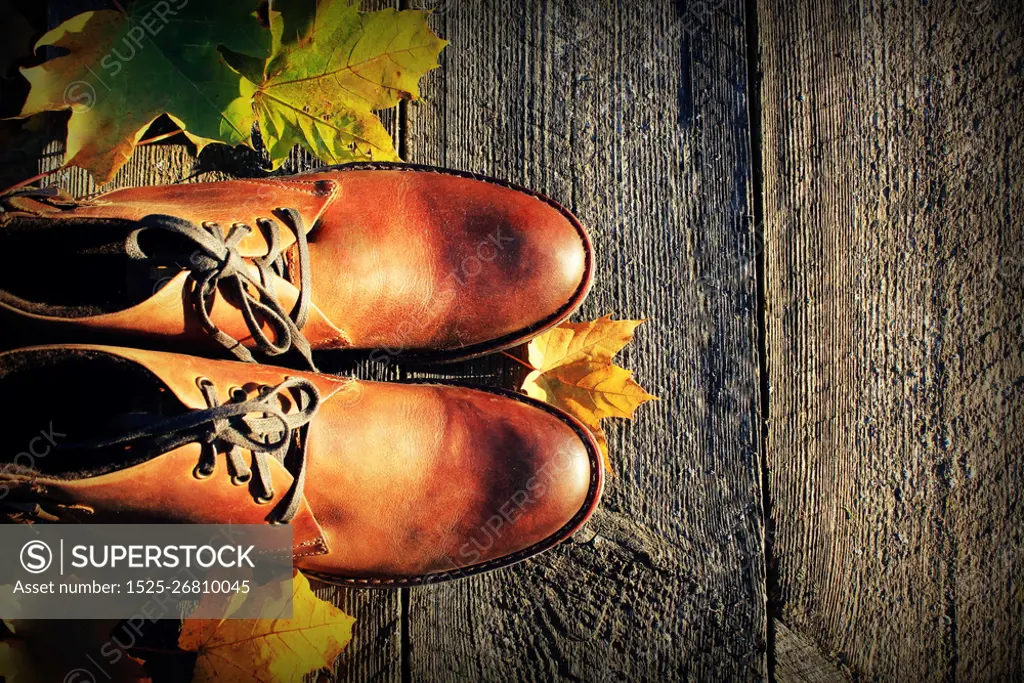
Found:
527,315 -> 645,370
179,573 -> 355,683
17,1 -> 270,183
252,0 -> 447,168
522,317 -> 657,472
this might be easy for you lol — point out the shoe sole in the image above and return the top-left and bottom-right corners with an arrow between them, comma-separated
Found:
300,378 -> 605,588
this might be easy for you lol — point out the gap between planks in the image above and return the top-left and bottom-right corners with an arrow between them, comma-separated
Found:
743,0 -> 779,681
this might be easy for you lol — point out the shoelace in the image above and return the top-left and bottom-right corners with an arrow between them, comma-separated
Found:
63,377 -> 321,525
126,209 -> 317,371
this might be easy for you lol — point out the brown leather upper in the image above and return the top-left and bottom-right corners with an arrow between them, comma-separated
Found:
1,165 -> 593,360
0,345 -> 602,584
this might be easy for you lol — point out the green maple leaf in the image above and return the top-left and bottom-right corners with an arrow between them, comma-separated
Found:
249,0 -> 447,168
16,0 -> 446,183
17,0 -> 270,183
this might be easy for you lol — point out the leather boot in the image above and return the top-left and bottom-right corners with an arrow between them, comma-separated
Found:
0,164 -> 593,369
0,344 -> 603,586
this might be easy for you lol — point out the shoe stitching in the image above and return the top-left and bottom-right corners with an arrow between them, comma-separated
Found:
293,538 -> 329,558
231,178 -> 338,200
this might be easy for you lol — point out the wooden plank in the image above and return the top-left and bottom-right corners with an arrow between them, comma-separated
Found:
403,0 -> 766,680
759,0 -> 1024,680
774,620 -> 851,683
28,3 -> 405,682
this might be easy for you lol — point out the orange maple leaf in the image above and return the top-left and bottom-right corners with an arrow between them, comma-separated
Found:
179,573 -> 354,683
521,315 -> 657,471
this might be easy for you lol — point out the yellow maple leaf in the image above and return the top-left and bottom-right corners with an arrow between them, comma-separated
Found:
522,316 -> 656,472
527,315 -> 645,370
179,573 -> 355,683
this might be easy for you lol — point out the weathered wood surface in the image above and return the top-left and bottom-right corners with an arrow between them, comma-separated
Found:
402,0 -> 765,681
759,1 -> 1024,681
774,620 -> 850,683
26,0 -> 766,677
31,0 -> 1024,681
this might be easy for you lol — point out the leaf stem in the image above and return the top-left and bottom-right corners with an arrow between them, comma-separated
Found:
1,129 -> 182,196
138,129 -> 185,146
1,165 -> 67,194
499,350 -> 537,371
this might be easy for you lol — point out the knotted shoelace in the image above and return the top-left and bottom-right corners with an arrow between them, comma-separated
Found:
126,209 -> 317,371
64,377 -> 321,525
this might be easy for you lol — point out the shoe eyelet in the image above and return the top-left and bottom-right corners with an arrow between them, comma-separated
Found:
193,464 -> 214,480
196,377 -> 214,390
255,493 -> 274,505
231,473 -> 252,486
230,387 -> 248,402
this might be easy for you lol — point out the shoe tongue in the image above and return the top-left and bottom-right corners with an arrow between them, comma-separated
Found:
278,242 -> 302,286
0,186 -> 80,218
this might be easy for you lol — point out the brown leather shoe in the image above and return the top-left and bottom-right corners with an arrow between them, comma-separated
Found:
0,345 -> 602,586
0,164 -> 593,368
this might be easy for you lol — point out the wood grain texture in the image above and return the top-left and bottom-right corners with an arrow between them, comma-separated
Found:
403,0 -> 766,680
775,620 -> 852,683
759,0 -> 1024,680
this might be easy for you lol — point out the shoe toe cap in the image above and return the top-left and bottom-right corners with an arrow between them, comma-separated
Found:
428,389 -> 601,576
460,184 -> 592,346
306,169 -> 593,352
301,382 -> 602,583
